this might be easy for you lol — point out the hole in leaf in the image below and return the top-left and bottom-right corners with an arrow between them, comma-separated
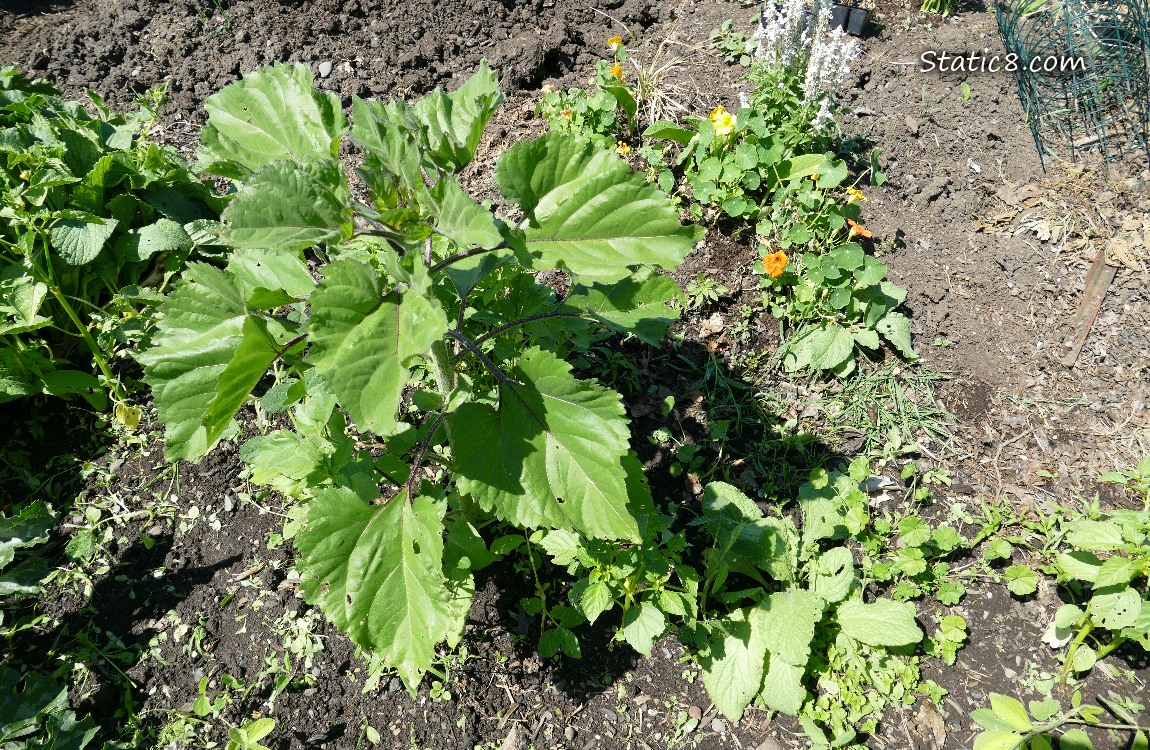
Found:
413,540 -> 421,555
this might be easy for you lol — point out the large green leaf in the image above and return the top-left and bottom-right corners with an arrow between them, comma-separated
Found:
50,217 -> 118,265
836,599 -> 923,647
198,63 -> 347,178
495,133 -> 701,282
785,323 -> 855,372
561,270 -> 682,345
227,249 -> 316,300
453,347 -> 638,540
699,609 -> 768,721
296,488 -> 457,690
758,658 -> 807,715
200,317 -> 281,448
138,264 -> 268,461
426,177 -> 505,250
222,158 -> 351,251
877,311 -> 915,359
305,260 -> 448,436
0,501 -> 53,571
755,589 -> 823,667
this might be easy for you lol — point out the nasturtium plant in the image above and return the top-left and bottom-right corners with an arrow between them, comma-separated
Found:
0,67 -> 226,414
758,242 -> 916,376
138,62 -> 702,691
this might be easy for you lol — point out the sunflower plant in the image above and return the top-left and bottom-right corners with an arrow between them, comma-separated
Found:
136,62 -> 702,691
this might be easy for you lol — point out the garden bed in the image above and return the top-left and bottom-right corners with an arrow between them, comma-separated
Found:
2,1 -> 1149,749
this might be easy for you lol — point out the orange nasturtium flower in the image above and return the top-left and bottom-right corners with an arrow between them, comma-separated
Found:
560,109 -> 572,120
541,83 -> 556,94
763,250 -> 789,278
609,61 -> 624,80
846,186 -> 866,203
615,141 -> 632,156
709,106 -> 736,136
607,35 -> 624,51
846,219 -> 873,239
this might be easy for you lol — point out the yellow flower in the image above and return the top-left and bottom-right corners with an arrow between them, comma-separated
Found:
810,173 -> 819,183
709,105 -> 736,137
609,61 -> 624,80
607,36 -> 623,51
615,141 -> 632,156
846,186 -> 867,204
846,219 -> 873,239
763,250 -> 789,279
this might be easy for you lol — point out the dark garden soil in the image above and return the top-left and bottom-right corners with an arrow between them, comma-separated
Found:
3,0 -> 1149,748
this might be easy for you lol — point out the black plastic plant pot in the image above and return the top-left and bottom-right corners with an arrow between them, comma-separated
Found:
847,7 -> 870,35
829,3 -> 850,31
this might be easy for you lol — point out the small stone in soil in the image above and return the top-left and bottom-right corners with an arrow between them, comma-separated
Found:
712,718 -> 726,733
687,705 -> 702,721
564,727 -> 576,741
318,60 -> 333,77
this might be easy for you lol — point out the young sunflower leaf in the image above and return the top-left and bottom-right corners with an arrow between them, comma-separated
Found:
425,177 -> 506,250
621,600 -> 666,656
227,249 -> 316,300
413,60 -> 503,172
452,347 -> 638,541
836,598 -> 923,647
138,264 -> 268,461
200,317 -> 282,448
699,609 -> 768,721
50,217 -> 118,265
295,488 -> 454,691
198,63 -> 347,179
758,658 -> 807,715
222,158 -> 351,251
495,133 -> 702,282
350,97 -> 425,204
306,260 -> 448,436
755,589 -> 823,667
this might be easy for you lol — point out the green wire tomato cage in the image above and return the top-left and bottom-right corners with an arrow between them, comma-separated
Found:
995,0 -> 1150,169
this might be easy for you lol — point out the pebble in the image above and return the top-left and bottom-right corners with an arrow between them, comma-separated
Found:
564,727 -> 576,741
317,60 -> 333,77
687,705 -> 702,721
711,718 -> 726,733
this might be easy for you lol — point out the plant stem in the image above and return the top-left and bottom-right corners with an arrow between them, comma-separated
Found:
446,330 -> 517,387
427,339 -> 456,404
1093,634 -> 1128,660
48,285 -> 124,404
1059,619 -> 1094,686
426,338 -> 477,519
473,311 -> 586,346
427,246 -> 505,275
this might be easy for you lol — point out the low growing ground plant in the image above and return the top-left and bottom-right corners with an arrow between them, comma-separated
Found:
0,67 -> 226,420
